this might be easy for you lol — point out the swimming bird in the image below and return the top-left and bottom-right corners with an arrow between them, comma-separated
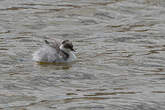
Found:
33,38 -> 77,63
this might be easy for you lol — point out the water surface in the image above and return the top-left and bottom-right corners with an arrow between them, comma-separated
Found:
0,0 -> 165,110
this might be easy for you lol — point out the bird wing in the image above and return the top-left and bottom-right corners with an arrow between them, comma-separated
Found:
46,38 -> 63,53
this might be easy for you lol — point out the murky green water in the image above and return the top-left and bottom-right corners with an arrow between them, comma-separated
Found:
0,0 -> 165,110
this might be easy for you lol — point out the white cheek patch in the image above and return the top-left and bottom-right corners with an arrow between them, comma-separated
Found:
59,45 -> 63,50
60,44 -> 70,53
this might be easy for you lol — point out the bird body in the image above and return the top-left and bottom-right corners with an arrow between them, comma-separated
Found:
33,38 -> 76,63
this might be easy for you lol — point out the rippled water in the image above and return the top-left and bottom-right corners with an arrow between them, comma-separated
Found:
0,0 -> 165,110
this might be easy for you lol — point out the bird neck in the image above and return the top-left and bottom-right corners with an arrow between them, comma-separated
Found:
60,49 -> 69,60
